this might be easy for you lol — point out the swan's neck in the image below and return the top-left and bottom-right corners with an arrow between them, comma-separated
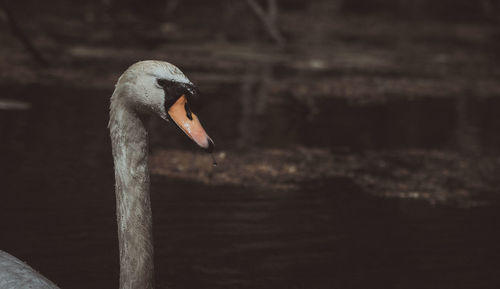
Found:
109,98 -> 154,289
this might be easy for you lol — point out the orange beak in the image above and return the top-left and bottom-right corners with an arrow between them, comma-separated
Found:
167,95 -> 214,152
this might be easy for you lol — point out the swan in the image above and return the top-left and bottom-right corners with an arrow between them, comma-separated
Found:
0,60 -> 214,289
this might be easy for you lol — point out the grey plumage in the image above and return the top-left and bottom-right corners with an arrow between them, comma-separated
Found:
0,61 -> 199,289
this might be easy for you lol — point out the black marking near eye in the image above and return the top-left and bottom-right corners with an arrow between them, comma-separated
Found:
156,78 -> 170,87
157,78 -> 201,113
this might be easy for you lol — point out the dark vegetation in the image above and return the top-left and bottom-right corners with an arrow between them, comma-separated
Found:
2,0 -> 500,205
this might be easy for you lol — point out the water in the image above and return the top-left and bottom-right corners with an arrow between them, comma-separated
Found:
152,178 -> 500,289
1,84 -> 499,288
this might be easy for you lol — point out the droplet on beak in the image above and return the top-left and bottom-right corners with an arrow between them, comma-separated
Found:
211,153 -> 217,167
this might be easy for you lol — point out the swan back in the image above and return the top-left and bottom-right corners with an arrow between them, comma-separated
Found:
0,250 -> 60,289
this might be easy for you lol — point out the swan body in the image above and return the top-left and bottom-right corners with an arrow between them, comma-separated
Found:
0,251 -> 60,289
0,60 -> 213,289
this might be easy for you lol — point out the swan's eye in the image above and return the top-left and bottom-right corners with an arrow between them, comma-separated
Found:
157,78 -> 169,87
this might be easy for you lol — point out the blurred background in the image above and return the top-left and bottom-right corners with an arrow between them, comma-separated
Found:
1,0 -> 500,288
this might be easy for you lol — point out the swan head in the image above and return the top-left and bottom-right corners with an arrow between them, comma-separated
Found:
114,60 -> 214,152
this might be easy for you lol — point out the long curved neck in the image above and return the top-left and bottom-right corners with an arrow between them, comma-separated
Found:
109,97 -> 154,289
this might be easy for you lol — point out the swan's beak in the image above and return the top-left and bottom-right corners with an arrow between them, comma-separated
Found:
168,95 -> 214,153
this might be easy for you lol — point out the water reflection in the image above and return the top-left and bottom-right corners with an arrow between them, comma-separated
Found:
153,178 -> 500,289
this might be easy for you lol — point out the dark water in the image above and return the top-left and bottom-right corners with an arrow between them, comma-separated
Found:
1,84 -> 500,289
